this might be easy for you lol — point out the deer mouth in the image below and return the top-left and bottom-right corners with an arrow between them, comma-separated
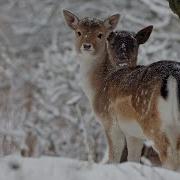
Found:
80,48 -> 95,55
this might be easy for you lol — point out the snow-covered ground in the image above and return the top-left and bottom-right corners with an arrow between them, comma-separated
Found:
0,0 -> 179,177
0,156 -> 179,180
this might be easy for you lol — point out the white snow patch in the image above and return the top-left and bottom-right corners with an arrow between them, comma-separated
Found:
0,156 -> 180,180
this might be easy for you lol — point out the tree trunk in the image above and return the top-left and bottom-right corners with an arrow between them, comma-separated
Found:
167,0 -> 180,18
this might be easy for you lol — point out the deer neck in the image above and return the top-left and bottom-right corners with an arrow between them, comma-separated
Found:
78,50 -> 111,103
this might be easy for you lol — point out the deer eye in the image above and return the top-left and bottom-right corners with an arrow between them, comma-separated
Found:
97,33 -> 103,39
77,31 -> 81,36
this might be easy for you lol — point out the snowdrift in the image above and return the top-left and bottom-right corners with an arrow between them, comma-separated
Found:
0,156 -> 180,180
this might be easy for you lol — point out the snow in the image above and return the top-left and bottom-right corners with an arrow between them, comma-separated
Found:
0,156 -> 179,180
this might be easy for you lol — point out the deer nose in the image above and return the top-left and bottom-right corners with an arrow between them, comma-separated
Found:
83,43 -> 92,50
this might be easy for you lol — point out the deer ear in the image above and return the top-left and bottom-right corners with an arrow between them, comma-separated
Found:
63,9 -> 79,30
135,25 -> 153,44
104,14 -> 120,31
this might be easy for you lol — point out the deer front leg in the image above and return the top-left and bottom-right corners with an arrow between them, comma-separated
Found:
104,121 -> 126,163
126,135 -> 144,162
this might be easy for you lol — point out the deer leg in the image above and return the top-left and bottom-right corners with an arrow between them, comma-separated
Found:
104,122 -> 126,163
126,136 -> 144,162
154,131 -> 180,170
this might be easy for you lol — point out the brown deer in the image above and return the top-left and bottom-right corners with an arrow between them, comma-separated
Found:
63,10 -> 180,170
107,30 -> 180,170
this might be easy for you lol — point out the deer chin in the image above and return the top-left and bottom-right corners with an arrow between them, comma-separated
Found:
78,49 -> 97,60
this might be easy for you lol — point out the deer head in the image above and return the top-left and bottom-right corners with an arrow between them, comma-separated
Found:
106,26 -> 153,67
63,9 -> 120,61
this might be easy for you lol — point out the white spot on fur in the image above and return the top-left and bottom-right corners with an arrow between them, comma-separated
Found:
122,43 -> 125,48
118,63 -> 127,67
137,97 -> 140,103
142,108 -> 146,114
145,90 -> 148,95
143,100 -> 146,105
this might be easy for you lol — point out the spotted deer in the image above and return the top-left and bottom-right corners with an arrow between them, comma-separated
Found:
63,10 -> 180,171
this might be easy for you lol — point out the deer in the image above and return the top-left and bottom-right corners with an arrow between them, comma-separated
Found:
63,9 -> 180,171
106,30 -> 180,170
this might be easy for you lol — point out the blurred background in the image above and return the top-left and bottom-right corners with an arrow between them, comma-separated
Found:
0,0 -> 179,162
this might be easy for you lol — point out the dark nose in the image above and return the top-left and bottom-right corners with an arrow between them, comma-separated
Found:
83,43 -> 92,50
